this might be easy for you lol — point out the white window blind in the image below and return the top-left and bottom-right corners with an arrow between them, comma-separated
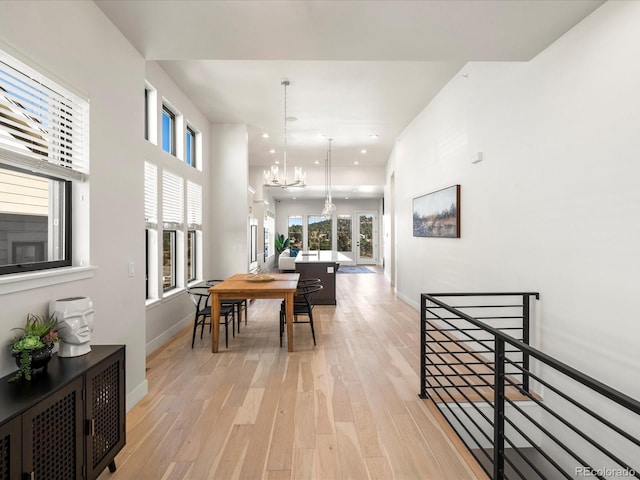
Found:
0,50 -> 88,182
162,169 -> 183,229
186,181 -> 202,229
144,161 -> 157,228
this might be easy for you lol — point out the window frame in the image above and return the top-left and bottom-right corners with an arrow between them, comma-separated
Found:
0,164 -> 72,275
162,229 -> 177,292
186,229 -> 196,283
162,104 -> 176,156
185,126 -> 196,168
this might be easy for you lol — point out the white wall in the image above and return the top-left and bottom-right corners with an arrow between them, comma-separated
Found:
210,124 -> 250,278
143,61 -> 214,354
387,0 -> 640,463
0,1 -> 147,407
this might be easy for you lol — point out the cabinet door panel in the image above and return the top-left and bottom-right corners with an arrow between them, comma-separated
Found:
22,378 -> 83,480
0,417 -> 20,480
85,349 -> 125,480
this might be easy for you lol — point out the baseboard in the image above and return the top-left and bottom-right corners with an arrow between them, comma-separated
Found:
145,313 -> 192,356
397,290 -> 420,311
126,379 -> 148,412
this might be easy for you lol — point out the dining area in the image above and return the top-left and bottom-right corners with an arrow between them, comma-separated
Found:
187,272 -> 323,353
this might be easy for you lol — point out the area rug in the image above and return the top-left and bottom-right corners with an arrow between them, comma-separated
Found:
337,266 -> 374,274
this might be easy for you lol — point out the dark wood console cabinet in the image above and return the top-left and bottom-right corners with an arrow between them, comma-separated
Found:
0,345 -> 125,480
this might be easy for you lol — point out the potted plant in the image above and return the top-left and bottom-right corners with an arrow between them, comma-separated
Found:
275,233 -> 290,255
10,313 -> 59,381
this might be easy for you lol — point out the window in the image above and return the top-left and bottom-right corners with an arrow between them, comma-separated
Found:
0,49 -> 88,275
162,170 -> 183,292
144,88 -> 150,141
162,230 -> 176,291
186,230 -> 196,282
288,216 -> 303,249
307,215 -> 332,250
144,162 -> 158,299
185,126 -> 196,168
186,181 -> 201,283
161,104 -> 175,155
337,215 -> 352,252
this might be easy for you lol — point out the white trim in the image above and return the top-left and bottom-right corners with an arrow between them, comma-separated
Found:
126,379 -> 149,413
145,311 -> 191,356
0,265 -> 97,295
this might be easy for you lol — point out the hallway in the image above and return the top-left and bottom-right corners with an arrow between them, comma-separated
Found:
101,269 -> 484,479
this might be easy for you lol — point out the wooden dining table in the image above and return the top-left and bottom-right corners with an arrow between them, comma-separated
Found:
208,273 -> 300,352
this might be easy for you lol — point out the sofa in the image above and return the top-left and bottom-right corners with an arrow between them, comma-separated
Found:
278,248 -> 298,271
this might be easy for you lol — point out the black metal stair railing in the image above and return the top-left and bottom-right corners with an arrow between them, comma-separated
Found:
419,292 -> 640,480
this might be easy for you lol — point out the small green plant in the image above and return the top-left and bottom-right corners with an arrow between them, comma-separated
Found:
275,233 -> 290,255
10,313 -> 58,381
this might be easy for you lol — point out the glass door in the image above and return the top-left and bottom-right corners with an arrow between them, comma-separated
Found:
356,212 -> 377,265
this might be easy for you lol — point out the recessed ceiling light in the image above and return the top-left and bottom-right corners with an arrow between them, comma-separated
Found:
269,148 -> 276,154
360,149 -> 367,154
369,134 -> 379,139
354,161 -> 359,165
318,133 -> 325,139
286,116 -> 297,122
344,196 -> 349,200
292,197 -> 296,200
262,133 -> 270,138
274,160 -> 280,165
314,160 -> 320,165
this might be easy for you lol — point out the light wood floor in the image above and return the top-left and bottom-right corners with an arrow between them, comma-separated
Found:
100,267 -> 486,480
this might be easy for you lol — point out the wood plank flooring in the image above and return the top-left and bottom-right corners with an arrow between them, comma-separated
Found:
99,268 -> 487,480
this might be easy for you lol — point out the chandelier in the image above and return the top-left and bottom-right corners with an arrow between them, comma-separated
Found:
322,138 -> 336,215
263,80 -> 306,188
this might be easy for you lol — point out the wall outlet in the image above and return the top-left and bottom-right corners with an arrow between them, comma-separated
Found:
327,266 -> 334,273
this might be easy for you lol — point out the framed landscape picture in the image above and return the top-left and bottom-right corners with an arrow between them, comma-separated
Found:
413,184 -> 460,238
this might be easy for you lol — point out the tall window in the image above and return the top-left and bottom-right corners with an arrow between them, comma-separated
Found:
162,104 -> 175,155
288,216 -> 303,249
185,126 -> 196,168
307,215 -> 332,250
186,181 -> 202,283
337,215 -> 352,252
144,162 -> 158,299
162,170 -> 183,291
162,230 -> 176,291
0,49 -> 87,275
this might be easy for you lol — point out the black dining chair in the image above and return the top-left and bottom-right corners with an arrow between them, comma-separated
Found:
206,279 -> 248,334
279,283 -> 323,347
187,286 -> 235,348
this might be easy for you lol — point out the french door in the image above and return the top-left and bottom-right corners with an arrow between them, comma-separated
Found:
356,212 -> 377,265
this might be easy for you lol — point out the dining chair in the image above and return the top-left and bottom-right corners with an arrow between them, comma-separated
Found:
187,286 -> 235,348
279,283 -> 323,347
206,279 -> 248,334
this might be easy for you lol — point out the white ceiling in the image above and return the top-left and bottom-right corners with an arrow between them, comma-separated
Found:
96,0 -> 603,199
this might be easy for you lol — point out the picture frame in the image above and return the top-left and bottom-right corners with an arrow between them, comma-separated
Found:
413,184 -> 460,238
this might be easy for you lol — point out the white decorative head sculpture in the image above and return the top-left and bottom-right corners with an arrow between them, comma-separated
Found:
49,297 -> 94,357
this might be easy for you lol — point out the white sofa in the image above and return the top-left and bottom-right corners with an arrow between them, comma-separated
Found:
278,249 -> 297,271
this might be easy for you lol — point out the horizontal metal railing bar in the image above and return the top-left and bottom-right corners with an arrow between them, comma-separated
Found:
428,304 -> 525,309
505,363 -> 640,446
427,315 -> 526,321
501,413 -> 574,480
427,347 -> 497,410
423,294 -> 640,415
427,379 -> 495,479
426,326 -> 523,332
426,292 -> 540,299
427,362 -> 496,450
505,390 -> 633,471
502,385 -> 639,477
501,398 -> 610,480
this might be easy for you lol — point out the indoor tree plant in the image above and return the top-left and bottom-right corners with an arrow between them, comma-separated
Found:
275,233 -> 290,255
9,313 -> 59,381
